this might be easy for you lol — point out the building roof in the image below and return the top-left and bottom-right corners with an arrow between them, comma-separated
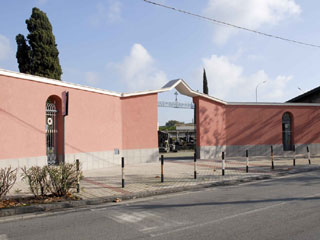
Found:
2,68 -> 320,106
287,85 -> 320,103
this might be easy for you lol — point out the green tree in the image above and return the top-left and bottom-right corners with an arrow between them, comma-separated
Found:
165,120 -> 183,127
16,7 -> 62,80
16,34 -> 32,74
203,68 -> 209,94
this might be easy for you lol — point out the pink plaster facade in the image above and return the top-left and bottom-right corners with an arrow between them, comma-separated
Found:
196,96 -> 320,157
65,90 -> 122,154
0,72 -> 158,169
121,94 -> 158,150
226,105 -> 320,146
194,97 -> 226,147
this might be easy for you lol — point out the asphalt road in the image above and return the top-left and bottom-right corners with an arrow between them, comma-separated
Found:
1,170 -> 320,240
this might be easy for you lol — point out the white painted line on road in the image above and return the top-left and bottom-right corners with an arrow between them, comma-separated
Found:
302,192 -> 320,199
106,208 -> 190,234
113,211 -> 151,223
150,202 -> 286,237
150,191 -> 320,238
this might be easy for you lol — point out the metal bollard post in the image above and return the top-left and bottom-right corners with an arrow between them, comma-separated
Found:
76,159 -> 80,193
121,157 -> 125,188
222,152 -> 225,176
246,150 -> 249,173
307,146 -> 311,165
194,153 -> 197,179
271,146 -> 274,170
293,144 -> 296,166
161,155 -> 164,183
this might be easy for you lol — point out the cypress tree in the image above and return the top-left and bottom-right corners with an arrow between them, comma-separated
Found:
16,34 -> 32,74
203,68 -> 209,94
16,7 -> 62,80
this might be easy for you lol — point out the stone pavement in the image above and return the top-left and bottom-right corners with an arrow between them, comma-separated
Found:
8,153 -> 320,200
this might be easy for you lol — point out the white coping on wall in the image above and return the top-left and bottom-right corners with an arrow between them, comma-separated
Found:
0,68 -> 122,97
227,102 -> 320,106
160,79 -> 227,104
2,68 -> 320,106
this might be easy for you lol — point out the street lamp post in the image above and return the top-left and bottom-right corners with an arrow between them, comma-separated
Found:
255,80 -> 267,102
298,87 -> 304,93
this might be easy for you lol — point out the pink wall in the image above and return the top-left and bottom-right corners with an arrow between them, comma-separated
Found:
3,71 -> 320,162
65,89 -> 122,154
195,94 -> 320,148
226,105 -> 320,146
0,75 -> 123,160
1,75 -> 47,159
121,94 -> 158,150
194,97 -> 226,147
0,73 -> 158,161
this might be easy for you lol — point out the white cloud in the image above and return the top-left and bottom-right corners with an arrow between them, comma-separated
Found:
201,54 -> 291,102
109,43 -> 168,92
0,35 -> 11,61
84,71 -> 100,85
204,0 -> 301,44
90,0 -> 122,26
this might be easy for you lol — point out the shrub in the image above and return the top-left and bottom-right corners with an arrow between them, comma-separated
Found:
21,162 -> 81,198
21,166 -> 50,198
46,163 -> 81,197
0,167 -> 17,199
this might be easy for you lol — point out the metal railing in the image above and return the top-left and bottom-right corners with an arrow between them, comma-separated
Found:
158,101 -> 194,109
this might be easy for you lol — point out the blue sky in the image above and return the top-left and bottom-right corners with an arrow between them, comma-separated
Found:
1,0 -> 320,125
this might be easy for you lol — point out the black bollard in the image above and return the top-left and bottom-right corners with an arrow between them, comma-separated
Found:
161,155 -> 164,183
121,157 -> 125,188
246,150 -> 249,173
194,153 -> 197,179
307,146 -> 311,165
271,146 -> 274,170
76,159 -> 80,193
222,152 -> 225,176
293,145 -> 296,166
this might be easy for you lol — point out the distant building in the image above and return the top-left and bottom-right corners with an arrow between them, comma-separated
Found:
158,124 -> 196,152
287,86 -> 320,103
176,123 -> 195,131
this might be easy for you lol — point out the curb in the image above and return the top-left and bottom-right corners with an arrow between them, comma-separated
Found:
1,166 -> 319,218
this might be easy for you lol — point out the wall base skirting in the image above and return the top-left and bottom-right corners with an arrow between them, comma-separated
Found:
198,143 -> 320,159
0,148 -> 159,171
0,156 -> 47,172
66,148 -> 159,170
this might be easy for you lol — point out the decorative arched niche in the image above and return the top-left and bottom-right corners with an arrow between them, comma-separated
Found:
46,95 -> 63,165
282,112 -> 294,151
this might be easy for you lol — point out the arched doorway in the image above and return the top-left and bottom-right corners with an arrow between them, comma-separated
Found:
46,96 -> 63,165
282,112 -> 293,151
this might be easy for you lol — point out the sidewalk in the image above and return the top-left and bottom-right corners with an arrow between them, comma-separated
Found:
8,154 -> 320,201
